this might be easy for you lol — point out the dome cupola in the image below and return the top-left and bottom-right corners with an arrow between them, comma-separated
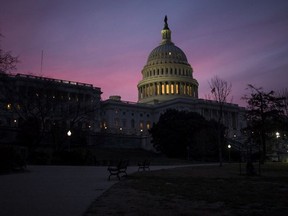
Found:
137,16 -> 199,104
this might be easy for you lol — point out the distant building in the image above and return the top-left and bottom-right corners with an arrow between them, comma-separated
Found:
0,73 -> 102,144
0,17 -> 246,150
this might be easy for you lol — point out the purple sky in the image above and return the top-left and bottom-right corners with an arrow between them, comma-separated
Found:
1,0 -> 288,106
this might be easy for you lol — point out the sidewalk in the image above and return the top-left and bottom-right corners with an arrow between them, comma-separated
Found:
0,165 -> 193,216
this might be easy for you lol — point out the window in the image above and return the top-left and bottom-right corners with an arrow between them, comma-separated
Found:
122,119 -> 126,128
166,84 -> 170,94
146,122 -> 151,129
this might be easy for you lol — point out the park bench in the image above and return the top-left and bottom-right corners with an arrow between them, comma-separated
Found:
107,160 -> 129,180
138,160 -> 150,171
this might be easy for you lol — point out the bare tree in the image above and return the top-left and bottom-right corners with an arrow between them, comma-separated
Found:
208,76 -> 232,166
278,88 -> 288,117
242,84 -> 285,164
209,76 -> 232,104
0,34 -> 19,74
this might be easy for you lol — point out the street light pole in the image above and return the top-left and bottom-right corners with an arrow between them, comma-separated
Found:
67,130 -> 72,152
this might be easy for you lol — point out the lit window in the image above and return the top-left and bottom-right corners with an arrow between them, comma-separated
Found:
146,122 -> 151,129
161,84 -> 165,94
166,84 -> 169,94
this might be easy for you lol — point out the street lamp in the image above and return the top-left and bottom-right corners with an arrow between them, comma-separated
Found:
275,132 -> 280,159
228,144 -> 231,163
67,130 -> 72,151
67,130 -> 72,137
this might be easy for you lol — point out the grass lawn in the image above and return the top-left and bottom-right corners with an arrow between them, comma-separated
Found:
85,163 -> 288,216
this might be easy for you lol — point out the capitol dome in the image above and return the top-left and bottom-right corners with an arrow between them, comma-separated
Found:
147,43 -> 188,65
137,16 -> 199,104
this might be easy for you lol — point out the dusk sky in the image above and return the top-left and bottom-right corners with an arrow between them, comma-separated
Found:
1,0 -> 288,106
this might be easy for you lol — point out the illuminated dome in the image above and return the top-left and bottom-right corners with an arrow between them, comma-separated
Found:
137,16 -> 198,104
147,44 -> 189,65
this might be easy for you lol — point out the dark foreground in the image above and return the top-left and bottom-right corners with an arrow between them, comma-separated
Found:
85,163 -> 288,216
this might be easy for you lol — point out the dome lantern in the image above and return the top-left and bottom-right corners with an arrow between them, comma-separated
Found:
161,15 -> 173,45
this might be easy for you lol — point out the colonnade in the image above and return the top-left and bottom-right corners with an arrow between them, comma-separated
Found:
138,81 -> 197,99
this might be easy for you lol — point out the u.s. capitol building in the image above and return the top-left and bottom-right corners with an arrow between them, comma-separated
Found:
0,17 -> 245,150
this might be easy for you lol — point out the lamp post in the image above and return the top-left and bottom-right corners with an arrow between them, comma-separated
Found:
228,144 -> 231,163
67,130 -> 72,152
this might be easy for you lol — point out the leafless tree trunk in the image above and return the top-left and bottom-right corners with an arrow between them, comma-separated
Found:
209,76 -> 232,167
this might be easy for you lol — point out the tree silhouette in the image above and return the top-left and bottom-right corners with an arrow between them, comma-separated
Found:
0,34 -> 19,74
149,109 -> 219,160
208,76 -> 232,166
242,84 -> 285,163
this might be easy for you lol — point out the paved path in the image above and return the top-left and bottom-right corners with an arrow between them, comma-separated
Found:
0,164 -> 204,216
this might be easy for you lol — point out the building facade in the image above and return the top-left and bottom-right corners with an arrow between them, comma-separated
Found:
0,73 -> 102,144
